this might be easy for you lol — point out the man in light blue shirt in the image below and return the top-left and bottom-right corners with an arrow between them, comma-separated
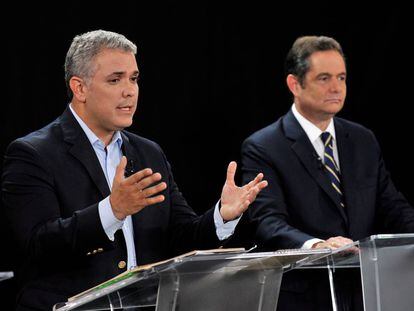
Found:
69,103 -> 248,270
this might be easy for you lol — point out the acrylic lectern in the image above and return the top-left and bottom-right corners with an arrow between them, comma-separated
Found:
54,248 -> 330,311
303,233 -> 414,311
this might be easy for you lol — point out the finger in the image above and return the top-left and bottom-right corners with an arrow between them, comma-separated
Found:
246,181 -> 268,202
136,173 -> 162,190
257,180 -> 268,190
313,242 -> 330,249
330,242 -> 341,248
340,237 -> 354,244
114,156 -> 127,185
246,186 -> 260,202
244,173 -> 264,190
332,236 -> 354,245
327,237 -> 353,248
124,168 -> 153,185
141,182 -> 167,198
143,194 -> 165,206
225,161 -> 237,186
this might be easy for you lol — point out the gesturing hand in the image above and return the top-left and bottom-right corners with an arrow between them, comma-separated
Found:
220,161 -> 267,221
110,156 -> 167,220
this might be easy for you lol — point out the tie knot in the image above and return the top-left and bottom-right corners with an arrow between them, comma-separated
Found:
321,132 -> 332,146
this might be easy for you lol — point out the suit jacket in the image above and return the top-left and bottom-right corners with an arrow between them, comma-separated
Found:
1,107 -> 220,310
242,110 -> 414,250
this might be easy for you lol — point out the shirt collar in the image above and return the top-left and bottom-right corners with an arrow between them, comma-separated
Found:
69,103 -> 123,149
291,103 -> 336,143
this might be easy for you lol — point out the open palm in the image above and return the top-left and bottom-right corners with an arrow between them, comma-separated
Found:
220,161 -> 267,221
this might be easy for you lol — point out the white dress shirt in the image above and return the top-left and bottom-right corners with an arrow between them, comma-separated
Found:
291,104 -> 340,249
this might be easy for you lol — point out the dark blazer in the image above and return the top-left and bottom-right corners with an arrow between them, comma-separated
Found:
241,110 -> 414,310
242,109 -> 414,249
1,107 -> 220,310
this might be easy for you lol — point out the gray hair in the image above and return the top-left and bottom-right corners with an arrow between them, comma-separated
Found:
64,29 -> 137,99
285,36 -> 345,87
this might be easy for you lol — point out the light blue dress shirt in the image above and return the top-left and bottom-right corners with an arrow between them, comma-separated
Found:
69,104 -> 239,269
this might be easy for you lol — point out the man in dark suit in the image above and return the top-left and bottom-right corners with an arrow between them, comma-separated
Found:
241,36 -> 414,310
1,30 -> 267,310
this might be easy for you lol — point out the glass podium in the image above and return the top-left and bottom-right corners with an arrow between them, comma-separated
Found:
302,233 -> 414,311
54,233 -> 414,311
358,234 -> 414,311
54,248 -> 331,311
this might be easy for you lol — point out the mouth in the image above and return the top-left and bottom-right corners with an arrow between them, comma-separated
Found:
325,98 -> 342,104
116,105 -> 135,113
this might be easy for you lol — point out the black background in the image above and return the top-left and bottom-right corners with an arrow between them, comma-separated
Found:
1,2 -> 412,308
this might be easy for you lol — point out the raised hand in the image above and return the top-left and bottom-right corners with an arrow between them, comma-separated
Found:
110,156 -> 167,220
220,161 -> 267,221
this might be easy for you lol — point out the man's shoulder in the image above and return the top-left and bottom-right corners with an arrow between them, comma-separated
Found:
243,118 -> 283,146
335,117 -> 374,137
10,117 -> 62,151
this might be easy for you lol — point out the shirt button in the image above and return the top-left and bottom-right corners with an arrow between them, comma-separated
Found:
118,261 -> 126,269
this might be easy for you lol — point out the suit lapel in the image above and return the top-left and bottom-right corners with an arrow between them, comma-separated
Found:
120,132 -> 144,176
335,119 -> 355,224
60,107 -> 111,198
283,111 -> 348,223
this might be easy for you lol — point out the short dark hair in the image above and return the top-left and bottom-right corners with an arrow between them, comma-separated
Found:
285,36 -> 345,87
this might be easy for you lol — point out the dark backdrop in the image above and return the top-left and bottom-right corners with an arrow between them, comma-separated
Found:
1,3 -> 412,308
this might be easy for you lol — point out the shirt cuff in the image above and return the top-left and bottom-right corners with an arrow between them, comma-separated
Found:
302,238 -> 324,249
213,201 -> 241,240
98,196 -> 124,241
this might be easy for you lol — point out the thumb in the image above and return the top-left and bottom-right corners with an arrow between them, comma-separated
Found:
225,161 -> 237,186
114,156 -> 127,185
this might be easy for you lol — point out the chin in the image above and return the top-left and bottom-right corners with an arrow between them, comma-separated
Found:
121,122 -> 133,129
114,120 -> 133,130
326,102 -> 344,114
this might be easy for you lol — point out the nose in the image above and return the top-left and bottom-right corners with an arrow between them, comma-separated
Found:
329,78 -> 344,93
122,82 -> 138,98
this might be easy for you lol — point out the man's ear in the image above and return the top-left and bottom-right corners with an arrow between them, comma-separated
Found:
69,76 -> 87,103
286,74 -> 301,97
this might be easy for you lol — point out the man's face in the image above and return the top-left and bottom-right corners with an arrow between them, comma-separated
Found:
294,50 -> 346,123
82,48 -> 139,138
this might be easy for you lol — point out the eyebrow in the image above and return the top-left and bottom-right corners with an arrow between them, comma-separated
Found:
316,72 -> 346,77
109,70 -> 140,76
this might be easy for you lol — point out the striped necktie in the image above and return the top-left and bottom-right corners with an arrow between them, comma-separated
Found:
320,132 -> 345,208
